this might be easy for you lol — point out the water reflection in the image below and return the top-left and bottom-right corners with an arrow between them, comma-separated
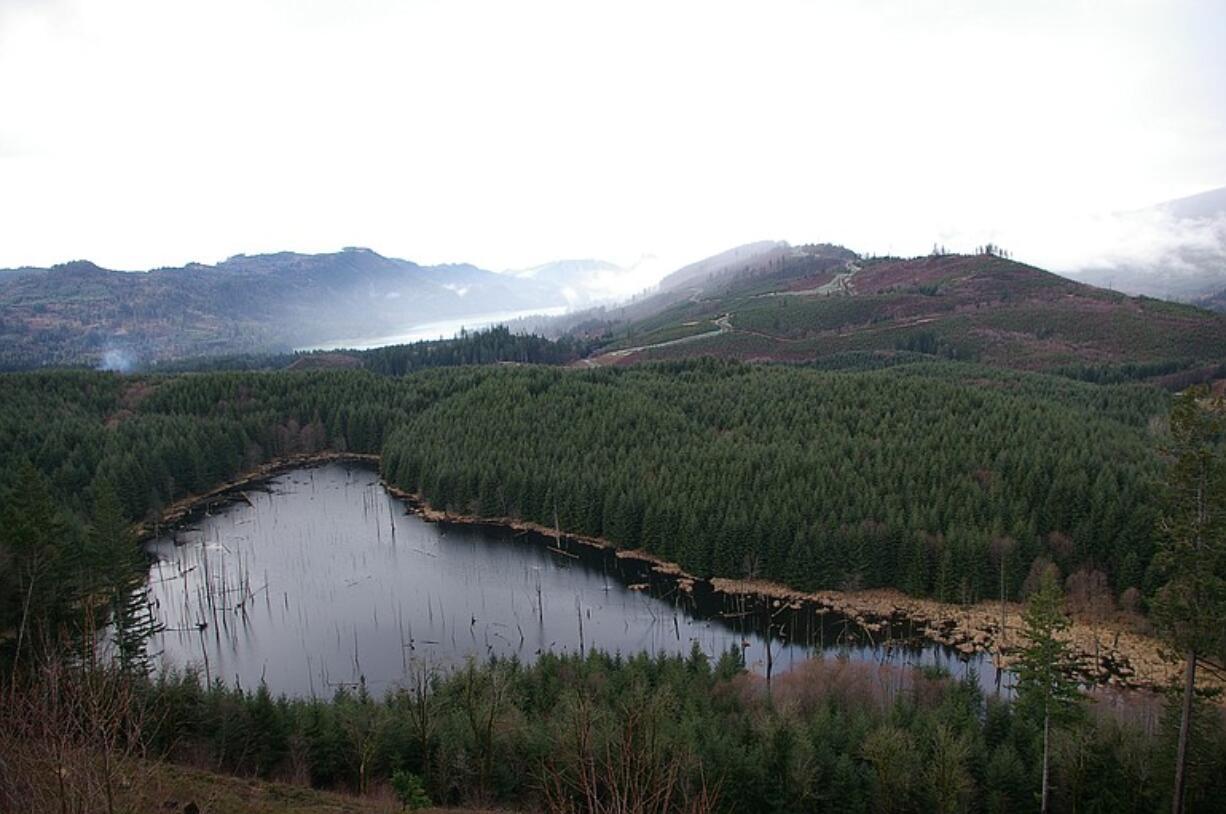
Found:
145,463 -> 1005,696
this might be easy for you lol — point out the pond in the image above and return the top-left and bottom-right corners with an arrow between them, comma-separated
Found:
144,463 -> 1006,696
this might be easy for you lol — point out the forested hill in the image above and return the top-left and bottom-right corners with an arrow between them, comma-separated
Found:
1,358 -> 1168,610
588,249 -> 1226,381
0,248 -> 565,369
382,360 -> 1167,602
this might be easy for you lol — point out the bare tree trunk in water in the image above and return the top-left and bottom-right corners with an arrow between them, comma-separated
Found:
1000,559 -> 1007,648
1172,650 -> 1197,814
998,560 -> 1007,697
765,606 -> 773,696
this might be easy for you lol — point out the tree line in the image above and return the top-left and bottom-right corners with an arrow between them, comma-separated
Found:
6,643 -> 1226,812
383,359 -> 1170,606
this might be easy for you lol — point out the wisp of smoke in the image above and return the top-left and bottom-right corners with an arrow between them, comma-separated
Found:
97,348 -> 137,373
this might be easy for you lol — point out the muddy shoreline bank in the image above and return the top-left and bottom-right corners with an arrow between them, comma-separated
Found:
149,452 -> 1199,695
138,451 -> 379,540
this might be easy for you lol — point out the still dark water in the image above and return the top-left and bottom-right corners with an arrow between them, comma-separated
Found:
145,463 -> 1003,696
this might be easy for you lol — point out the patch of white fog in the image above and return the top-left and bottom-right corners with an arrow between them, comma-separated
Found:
1012,194 -> 1226,300
97,348 -> 137,373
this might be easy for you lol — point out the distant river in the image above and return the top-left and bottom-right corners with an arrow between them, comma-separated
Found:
299,306 -> 569,352
144,463 -> 1004,696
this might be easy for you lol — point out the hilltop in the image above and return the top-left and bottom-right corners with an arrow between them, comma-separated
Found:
586,247 -> 1226,380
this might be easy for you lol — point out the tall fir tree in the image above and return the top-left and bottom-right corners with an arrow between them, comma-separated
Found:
84,481 -> 160,674
1151,387 -> 1226,814
1,461 -> 70,677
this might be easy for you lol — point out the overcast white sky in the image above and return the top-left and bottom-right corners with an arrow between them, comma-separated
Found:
1,0 -> 1224,279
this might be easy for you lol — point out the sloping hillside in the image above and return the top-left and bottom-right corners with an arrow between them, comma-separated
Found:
538,242 -> 854,344
0,248 -> 565,369
656,240 -> 791,293
591,251 -> 1226,375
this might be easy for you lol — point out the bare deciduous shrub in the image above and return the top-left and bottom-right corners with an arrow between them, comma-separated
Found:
1065,568 -> 1116,621
0,657 -> 155,814
541,689 -> 719,814
1022,557 -> 1062,598
1046,531 -> 1075,562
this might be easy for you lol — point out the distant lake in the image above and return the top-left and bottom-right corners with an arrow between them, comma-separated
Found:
300,306 -> 569,352
144,463 -> 1005,696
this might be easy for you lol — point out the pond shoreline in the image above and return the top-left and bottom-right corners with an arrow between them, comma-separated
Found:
147,452 -> 1194,695
137,451 -> 379,539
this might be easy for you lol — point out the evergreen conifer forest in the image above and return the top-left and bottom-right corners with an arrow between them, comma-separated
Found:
0,358 -> 1171,601
3,355 -> 1225,811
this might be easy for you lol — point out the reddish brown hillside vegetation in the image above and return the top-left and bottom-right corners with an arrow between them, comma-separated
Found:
611,253 -> 1226,375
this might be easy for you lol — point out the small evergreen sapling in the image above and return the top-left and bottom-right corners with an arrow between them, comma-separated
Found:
1016,572 -> 1081,814
391,769 -> 431,810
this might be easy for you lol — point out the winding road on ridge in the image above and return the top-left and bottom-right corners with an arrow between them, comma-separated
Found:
577,314 -> 734,367
577,259 -> 865,367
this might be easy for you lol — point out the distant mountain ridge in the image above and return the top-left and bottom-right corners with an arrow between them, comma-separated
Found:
8,239 -> 1226,378
584,245 -> 1226,379
0,248 -> 566,369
